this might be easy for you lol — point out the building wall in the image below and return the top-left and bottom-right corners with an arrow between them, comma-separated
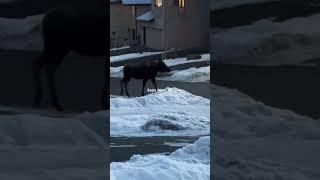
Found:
164,0 -> 209,50
110,3 -> 150,47
139,0 -> 209,50
110,3 -> 135,45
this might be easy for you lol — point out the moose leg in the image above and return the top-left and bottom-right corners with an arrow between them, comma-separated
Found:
120,79 -> 124,96
45,61 -> 64,111
141,79 -> 148,96
151,78 -> 158,92
33,52 -> 47,107
124,78 -> 131,97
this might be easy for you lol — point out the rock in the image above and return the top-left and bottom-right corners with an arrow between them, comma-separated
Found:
141,119 -> 187,131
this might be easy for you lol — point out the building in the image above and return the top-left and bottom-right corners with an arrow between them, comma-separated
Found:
136,0 -> 209,50
110,0 -> 151,47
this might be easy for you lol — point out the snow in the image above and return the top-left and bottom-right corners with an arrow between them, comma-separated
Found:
158,66 -> 210,82
136,11 -> 154,21
110,136 -> 210,180
0,15 -> 44,50
110,46 -> 130,51
211,0 -> 280,10
110,87 -> 210,137
110,52 -> 161,63
211,14 -> 320,65
213,84 -> 320,179
163,54 -> 210,66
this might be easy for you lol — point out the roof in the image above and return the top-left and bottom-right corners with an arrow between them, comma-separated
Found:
121,0 -> 151,5
136,11 -> 154,21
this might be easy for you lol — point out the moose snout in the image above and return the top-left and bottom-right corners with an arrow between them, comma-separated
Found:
166,67 -> 171,72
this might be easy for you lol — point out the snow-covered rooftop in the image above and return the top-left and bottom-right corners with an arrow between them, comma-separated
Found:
122,0 -> 151,5
136,11 -> 154,21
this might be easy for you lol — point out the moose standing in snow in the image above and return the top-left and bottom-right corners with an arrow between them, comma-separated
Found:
33,2 -> 108,111
120,60 -> 171,97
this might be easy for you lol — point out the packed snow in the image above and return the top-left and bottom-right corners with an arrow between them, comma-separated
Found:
110,87 -> 210,137
110,52 -> 161,63
0,15 -> 44,50
158,66 -> 210,82
213,84 -> 320,179
110,136 -> 210,180
211,15 -> 320,65
211,0 -> 280,10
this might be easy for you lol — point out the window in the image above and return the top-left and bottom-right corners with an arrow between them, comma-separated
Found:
155,0 -> 162,7
178,0 -> 185,8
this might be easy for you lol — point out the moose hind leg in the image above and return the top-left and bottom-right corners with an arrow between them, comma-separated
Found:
32,53 -> 47,107
141,79 -> 147,96
45,56 -> 64,111
124,78 -> 130,97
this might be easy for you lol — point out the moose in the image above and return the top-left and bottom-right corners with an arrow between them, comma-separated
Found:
120,60 -> 171,97
33,2 -> 108,111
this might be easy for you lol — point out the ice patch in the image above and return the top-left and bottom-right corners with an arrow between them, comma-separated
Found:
110,88 -> 209,137
110,136 -> 210,180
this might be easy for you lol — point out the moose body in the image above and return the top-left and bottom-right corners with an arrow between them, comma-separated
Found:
33,3 -> 108,111
120,60 -> 171,97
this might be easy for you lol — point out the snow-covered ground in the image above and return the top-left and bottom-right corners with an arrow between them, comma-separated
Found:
110,87 -> 210,137
0,15 -> 43,50
211,0 -> 279,10
110,52 -> 161,63
158,66 -> 210,82
110,46 -> 130,51
213,84 -> 320,179
110,54 -> 210,82
111,136 -> 210,180
211,14 -> 320,65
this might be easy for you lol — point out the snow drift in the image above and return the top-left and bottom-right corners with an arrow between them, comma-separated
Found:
110,87 -> 210,137
110,136 -> 210,180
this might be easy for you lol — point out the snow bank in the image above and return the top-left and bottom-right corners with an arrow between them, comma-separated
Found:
211,14 -> 320,65
213,84 -> 320,179
0,15 -> 44,50
163,54 -> 210,67
110,46 -> 130,51
110,88 -> 210,137
211,0 -> 280,10
110,136 -> 210,180
110,52 -> 161,62
158,66 -> 210,82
